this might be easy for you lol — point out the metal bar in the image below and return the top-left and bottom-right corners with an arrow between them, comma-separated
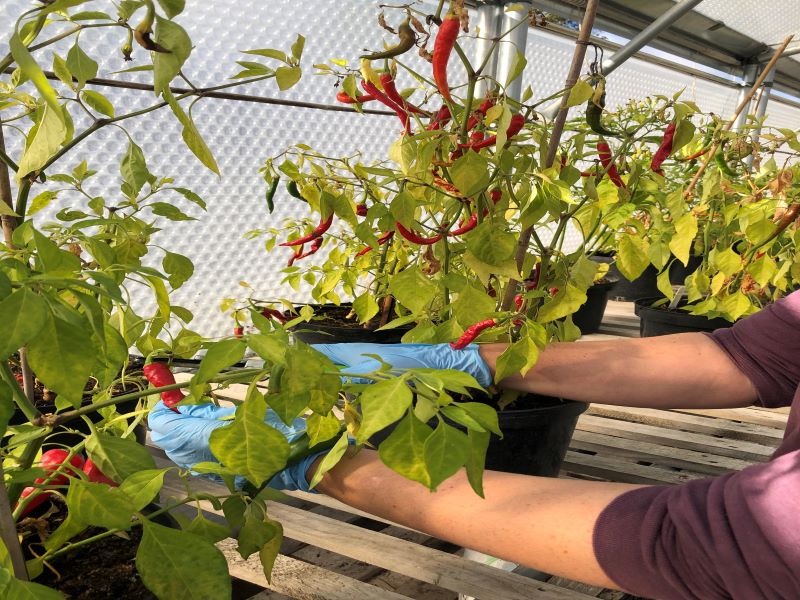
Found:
474,1 -> 503,98
745,67 -> 776,169
601,0 -> 706,76
495,1 -> 532,101
733,62 -> 759,131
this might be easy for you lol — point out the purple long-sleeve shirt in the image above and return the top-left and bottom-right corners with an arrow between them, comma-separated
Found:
593,291 -> 800,599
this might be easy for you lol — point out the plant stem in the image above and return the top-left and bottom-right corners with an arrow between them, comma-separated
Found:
434,0 -> 446,20
0,125 -> 17,241
18,348 -> 35,405
0,466 -> 28,580
7,436 -> 44,506
500,0 -> 599,311
0,360 -> 41,422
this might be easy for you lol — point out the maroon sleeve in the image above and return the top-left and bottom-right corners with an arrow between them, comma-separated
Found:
708,291 -> 800,408
593,449 -> 800,599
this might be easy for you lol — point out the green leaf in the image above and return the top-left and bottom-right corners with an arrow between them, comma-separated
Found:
0,202 -> 18,218
269,344 -> 340,421
504,50 -> 527,87
162,89 -> 220,175
307,431 -> 350,489
494,335 -> 539,383
615,235 -> 650,281
352,293 -> 379,324
86,432 -> 157,481
193,339 -> 246,385
34,229 -> 80,274
0,288 -> 47,360
28,311 -> 95,404
81,89 -> 114,117
171,187 -> 207,209
567,78 -> 593,107
671,119 -> 695,154
465,429 -> 490,498
243,48 -> 288,63
389,190 -> 417,228
0,565 -> 65,599
452,286 -> 496,329
656,268 -> 674,300
67,479 -> 136,530
668,213 -> 698,266
711,247 -> 741,277
146,275 -> 170,321
16,103 -> 67,181
153,16 -> 192,95
718,290 -> 750,320
163,251 -> 194,289
290,34 -> 306,61
248,332 -> 288,366
458,402 -> 501,436
70,10 -> 113,20
465,221 -> 516,268
156,0 -> 185,18
10,32 -> 63,121
150,201 -> 196,221
387,266 -> 438,315
120,139 -> 151,197
137,520 -> 231,600
275,65 -> 302,90
183,512 -> 231,543
237,504 -> 283,583
450,151 -> 490,197
378,412 -> 432,488
66,42 -> 97,88
748,255 -> 777,287
209,391 -> 290,487
537,284 -> 587,323
306,412 -> 342,446
119,468 -> 168,509
52,53 -> 74,90
424,422 -> 470,490
355,377 -> 412,444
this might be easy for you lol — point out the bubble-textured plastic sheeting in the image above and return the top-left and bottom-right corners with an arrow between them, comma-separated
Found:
2,1 -> 799,337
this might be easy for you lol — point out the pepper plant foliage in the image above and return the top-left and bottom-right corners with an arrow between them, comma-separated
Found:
0,1 -> 377,598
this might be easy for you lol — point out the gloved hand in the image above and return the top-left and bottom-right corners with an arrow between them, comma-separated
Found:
148,401 -> 322,492
311,342 -> 493,388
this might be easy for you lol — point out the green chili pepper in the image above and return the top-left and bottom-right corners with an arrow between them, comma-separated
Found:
286,180 -> 305,201
361,18 -> 417,60
714,146 -> 736,177
586,78 -> 621,137
265,176 -> 280,213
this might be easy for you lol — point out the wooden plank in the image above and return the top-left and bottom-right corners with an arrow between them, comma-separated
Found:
575,415 -> 774,462
569,430 -> 753,475
562,450 -> 703,485
587,405 -> 784,447
219,539 -> 410,600
674,407 -> 789,429
155,459 -> 595,600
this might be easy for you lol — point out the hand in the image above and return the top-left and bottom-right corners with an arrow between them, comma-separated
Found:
311,342 -> 493,387
148,401 -> 321,492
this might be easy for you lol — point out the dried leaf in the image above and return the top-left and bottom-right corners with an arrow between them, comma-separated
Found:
418,46 -> 433,63
410,15 -> 426,34
378,12 -> 396,34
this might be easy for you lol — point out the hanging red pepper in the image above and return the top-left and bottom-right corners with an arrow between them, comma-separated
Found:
432,11 -> 460,102
83,459 -> 117,486
261,307 -> 288,324
336,91 -> 376,104
427,105 -> 452,130
465,96 -> 496,131
450,319 -> 497,349
513,294 -> 525,311
525,263 -> 541,290
287,244 -> 303,267
460,114 -> 525,150
396,222 -> 442,245
18,450 -> 85,517
379,72 -> 427,116
143,361 -> 185,413
448,213 -> 478,236
597,142 -> 627,189
650,122 -> 676,175
356,203 -> 368,217
288,236 -> 323,265
233,326 -> 244,338
361,79 -> 411,134
280,213 -> 334,247
356,231 -> 394,256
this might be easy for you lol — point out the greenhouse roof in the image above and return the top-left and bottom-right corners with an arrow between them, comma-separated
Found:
527,0 -> 800,97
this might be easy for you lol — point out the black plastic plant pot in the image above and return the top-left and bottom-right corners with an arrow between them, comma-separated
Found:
288,303 -> 413,344
572,278 -> 617,335
668,254 -> 703,286
485,396 -> 587,477
605,263 -> 659,302
634,297 -> 734,337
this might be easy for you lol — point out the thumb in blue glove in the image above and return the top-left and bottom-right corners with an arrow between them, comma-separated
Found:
148,401 -> 324,492
311,342 -> 493,388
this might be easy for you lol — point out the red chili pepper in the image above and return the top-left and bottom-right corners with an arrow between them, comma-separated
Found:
427,105 -> 452,130
432,12 -> 460,102
83,459 -> 117,486
356,203 -> 368,217
489,189 -> 502,204
450,319 -> 497,349
361,79 -> 411,134
233,326 -> 244,338
525,263 -> 541,290
336,91 -> 376,104
681,147 -> 710,161
395,222 -> 442,245
261,308 -> 288,324
466,96 -> 496,131
288,236 -> 323,265
18,450 -> 85,517
379,72 -> 427,116
287,244 -> 303,267
650,122 -> 676,175
549,287 -> 559,296
433,176 -> 462,197
448,213 -> 478,236
460,114 -> 525,150
279,213 -> 334,247
143,362 -> 185,413
597,142 -> 626,189
513,294 -> 524,311
356,231 -> 394,256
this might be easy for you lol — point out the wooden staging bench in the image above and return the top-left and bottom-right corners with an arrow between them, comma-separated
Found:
150,300 -> 788,599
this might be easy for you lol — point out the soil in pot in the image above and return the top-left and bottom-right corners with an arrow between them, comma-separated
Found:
634,297 -> 735,337
288,303 -> 414,344
571,277 -> 618,335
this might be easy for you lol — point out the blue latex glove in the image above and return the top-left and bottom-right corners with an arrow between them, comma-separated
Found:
148,401 -> 322,492
311,342 -> 493,388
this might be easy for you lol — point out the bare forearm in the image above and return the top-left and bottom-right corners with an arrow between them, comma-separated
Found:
479,333 -> 758,409
315,448 -> 639,588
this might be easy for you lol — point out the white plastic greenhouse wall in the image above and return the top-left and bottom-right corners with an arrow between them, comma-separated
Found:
2,0 -> 799,338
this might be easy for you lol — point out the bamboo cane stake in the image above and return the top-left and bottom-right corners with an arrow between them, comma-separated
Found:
683,34 -> 794,199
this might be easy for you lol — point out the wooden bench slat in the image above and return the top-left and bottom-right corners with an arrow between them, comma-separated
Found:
674,407 -> 790,429
563,450 -> 703,485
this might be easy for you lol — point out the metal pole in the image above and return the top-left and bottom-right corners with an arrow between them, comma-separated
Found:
474,1 -> 503,98
601,0 -> 705,76
733,62 -> 759,131
745,66 -> 775,169
495,1 -> 531,101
